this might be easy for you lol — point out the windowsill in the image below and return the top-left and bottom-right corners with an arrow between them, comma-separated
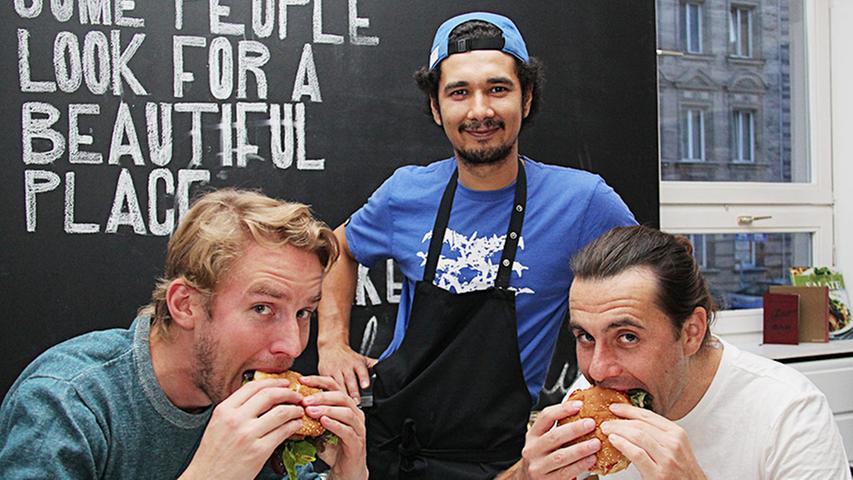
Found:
728,161 -> 769,167
682,52 -> 715,61
733,265 -> 767,273
712,309 -> 853,361
727,56 -> 765,67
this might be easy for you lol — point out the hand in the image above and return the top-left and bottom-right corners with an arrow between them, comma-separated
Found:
317,342 -> 377,402
180,378 -> 306,480
602,403 -> 706,480
519,400 -> 602,479
299,375 -> 368,480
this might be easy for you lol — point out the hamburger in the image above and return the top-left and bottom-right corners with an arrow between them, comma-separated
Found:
243,370 -> 339,478
557,386 -> 652,476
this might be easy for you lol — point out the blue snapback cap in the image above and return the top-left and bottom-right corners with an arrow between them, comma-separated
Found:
428,12 -> 529,70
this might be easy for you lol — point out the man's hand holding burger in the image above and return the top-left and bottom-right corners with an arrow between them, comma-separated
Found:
298,375 -> 367,480
179,376 -> 307,479
601,403 -> 706,480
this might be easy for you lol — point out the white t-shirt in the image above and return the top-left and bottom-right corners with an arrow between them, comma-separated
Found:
585,340 -> 852,479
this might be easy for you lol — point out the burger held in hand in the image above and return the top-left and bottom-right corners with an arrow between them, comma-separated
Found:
244,370 -> 339,478
558,386 -> 651,476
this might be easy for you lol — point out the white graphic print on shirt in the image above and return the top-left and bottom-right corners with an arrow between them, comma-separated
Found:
417,228 -> 534,295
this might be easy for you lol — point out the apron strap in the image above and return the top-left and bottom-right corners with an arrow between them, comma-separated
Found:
422,158 -> 527,290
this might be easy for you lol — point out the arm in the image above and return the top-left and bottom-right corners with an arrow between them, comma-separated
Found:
601,403 -> 706,480
496,401 -> 600,480
0,378 -> 106,479
317,224 -> 376,401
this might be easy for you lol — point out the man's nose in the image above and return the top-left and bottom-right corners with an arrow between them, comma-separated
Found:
269,317 -> 304,358
467,91 -> 495,120
587,344 -> 622,383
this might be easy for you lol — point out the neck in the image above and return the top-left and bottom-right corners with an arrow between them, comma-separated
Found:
149,327 -> 211,411
455,148 -> 521,191
666,340 -> 723,420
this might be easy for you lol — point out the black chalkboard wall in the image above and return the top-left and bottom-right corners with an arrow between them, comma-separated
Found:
0,1 -> 659,406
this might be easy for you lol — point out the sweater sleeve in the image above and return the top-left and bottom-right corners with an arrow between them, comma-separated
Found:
0,376 -> 108,479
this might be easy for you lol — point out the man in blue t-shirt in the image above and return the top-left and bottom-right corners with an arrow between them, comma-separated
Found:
317,11 -> 636,479
0,190 -> 367,479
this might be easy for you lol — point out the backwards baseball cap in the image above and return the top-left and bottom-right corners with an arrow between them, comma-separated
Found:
428,12 -> 529,71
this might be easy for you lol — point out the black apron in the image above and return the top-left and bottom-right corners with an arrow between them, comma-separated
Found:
366,160 -> 532,479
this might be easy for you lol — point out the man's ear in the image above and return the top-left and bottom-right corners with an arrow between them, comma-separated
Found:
165,278 -> 204,331
681,306 -> 708,356
430,97 -> 443,126
522,88 -> 533,118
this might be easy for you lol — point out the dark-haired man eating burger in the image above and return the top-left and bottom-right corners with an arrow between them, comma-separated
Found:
500,226 -> 851,479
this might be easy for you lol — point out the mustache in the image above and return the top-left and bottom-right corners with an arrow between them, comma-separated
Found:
459,118 -> 505,132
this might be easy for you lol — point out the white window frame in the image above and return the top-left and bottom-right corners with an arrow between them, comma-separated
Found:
661,0 -> 832,205
685,2 -> 704,54
729,6 -> 754,58
683,108 -> 706,161
660,0 -> 835,333
731,109 -> 755,163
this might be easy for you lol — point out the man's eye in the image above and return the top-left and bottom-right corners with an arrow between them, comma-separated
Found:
619,332 -> 639,344
491,86 -> 508,93
296,309 -> 313,321
253,305 -> 272,315
575,332 -> 594,344
450,89 -> 467,97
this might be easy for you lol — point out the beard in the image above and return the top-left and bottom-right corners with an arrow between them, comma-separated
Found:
192,325 -> 229,405
455,118 -> 516,166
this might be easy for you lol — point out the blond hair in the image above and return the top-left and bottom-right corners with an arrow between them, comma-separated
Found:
140,189 -> 338,339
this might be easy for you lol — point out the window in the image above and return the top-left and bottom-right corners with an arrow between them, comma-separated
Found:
685,2 -> 704,53
730,6 -> 753,58
658,0 -> 835,328
732,109 -> 755,163
682,108 -> 706,161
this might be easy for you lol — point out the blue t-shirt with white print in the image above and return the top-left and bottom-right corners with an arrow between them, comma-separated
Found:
346,156 -> 637,400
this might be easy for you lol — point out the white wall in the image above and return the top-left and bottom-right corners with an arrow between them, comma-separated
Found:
832,0 -> 853,279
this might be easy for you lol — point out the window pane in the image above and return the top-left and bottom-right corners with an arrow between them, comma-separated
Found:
683,232 -> 812,310
659,0 -> 810,182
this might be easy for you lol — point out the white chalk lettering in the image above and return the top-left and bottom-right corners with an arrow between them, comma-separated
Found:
237,41 -> 269,99
219,103 -> 233,166
114,0 -> 143,28
108,102 -> 144,165
111,30 -> 147,95
277,0 -> 309,40
174,0 -> 183,30
209,0 -> 244,36
83,30 -> 110,94
235,102 -> 267,166
356,264 -> 381,306
209,37 -> 233,100
68,103 -> 101,164
294,102 -> 323,170
348,0 -> 379,46
79,0 -> 111,25
174,102 -> 219,167
269,103 -> 294,169
22,102 -> 65,165
252,0 -> 274,38
52,0 -> 74,22
313,0 -> 343,44
106,168 -> 146,234
15,0 -> 42,17
147,168 -> 174,236
291,43 -> 321,102
176,169 -> 210,221
172,36 -> 206,98
386,259 -> 401,303
146,103 -> 173,167
24,170 -> 61,232
54,31 -> 83,93
64,171 -> 100,233
18,29 -> 56,93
